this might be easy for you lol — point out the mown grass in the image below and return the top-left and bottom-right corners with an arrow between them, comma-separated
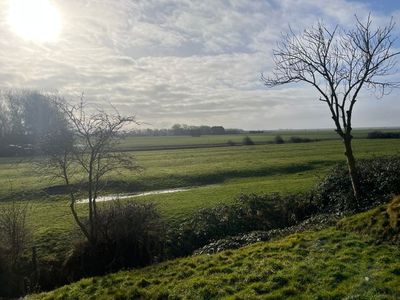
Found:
29,224 -> 400,299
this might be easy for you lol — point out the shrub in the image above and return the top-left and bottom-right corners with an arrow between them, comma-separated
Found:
0,201 -> 30,266
242,136 -> 255,145
274,135 -> 284,144
63,201 -> 166,281
0,201 -> 31,297
288,136 -> 313,143
314,156 -> 400,213
168,193 -> 316,256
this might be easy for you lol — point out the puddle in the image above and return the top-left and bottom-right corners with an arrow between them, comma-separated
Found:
77,187 -> 190,204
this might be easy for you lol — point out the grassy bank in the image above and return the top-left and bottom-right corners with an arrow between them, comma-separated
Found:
29,216 -> 400,299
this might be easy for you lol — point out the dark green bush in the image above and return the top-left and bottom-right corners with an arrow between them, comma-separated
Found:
289,136 -> 313,143
314,156 -> 400,213
168,193 -> 316,256
242,136 -> 255,145
274,135 -> 284,144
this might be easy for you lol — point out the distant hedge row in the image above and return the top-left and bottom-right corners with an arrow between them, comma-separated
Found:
367,131 -> 400,139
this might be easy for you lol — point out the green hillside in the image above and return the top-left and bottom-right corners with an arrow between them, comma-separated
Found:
30,206 -> 400,300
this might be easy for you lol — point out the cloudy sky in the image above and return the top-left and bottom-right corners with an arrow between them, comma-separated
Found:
0,0 -> 399,129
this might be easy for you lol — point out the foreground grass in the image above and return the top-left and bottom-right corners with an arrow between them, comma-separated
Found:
30,225 -> 400,299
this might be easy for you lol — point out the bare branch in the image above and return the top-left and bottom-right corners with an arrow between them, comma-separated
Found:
40,96 -> 140,244
263,14 -> 400,206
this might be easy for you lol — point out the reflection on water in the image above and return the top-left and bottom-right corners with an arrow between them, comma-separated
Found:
77,188 -> 189,204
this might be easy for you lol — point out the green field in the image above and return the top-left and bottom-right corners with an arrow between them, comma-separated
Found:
0,137 -> 400,259
116,128 -> 400,150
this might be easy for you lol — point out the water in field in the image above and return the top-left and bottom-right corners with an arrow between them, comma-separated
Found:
77,187 -> 189,203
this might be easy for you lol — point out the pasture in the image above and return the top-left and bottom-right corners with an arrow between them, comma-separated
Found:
116,128 -> 400,150
0,135 -> 400,258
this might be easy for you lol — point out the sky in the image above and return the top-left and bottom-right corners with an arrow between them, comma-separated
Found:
0,0 -> 399,130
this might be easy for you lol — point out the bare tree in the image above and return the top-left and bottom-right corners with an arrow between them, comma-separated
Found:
262,15 -> 400,207
41,97 -> 139,244
0,201 -> 30,267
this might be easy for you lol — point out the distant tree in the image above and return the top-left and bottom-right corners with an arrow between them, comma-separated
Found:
41,97 -> 139,244
190,128 -> 201,137
199,125 -> 212,135
171,124 -> 182,135
274,135 -> 284,144
225,128 -> 244,134
242,136 -> 255,145
0,91 -> 70,155
211,126 -> 225,135
263,15 -> 400,207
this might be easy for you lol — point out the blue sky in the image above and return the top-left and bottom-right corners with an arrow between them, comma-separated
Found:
0,0 -> 399,130
352,0 -> 400,13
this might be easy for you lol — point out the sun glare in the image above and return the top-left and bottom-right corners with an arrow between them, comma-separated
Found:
7,0 -> 62,43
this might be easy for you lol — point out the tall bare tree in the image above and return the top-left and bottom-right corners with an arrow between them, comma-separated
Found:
262,15 -> 400,207
42,97 -> 139,244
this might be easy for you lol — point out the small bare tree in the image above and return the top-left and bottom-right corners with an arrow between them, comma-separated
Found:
41,97 -> 139,244
263,15 -> 400,207
0,201 -> 30,267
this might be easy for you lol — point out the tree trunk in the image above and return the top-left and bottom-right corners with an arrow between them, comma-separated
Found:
70,201 -> 91,243
343,136 -> 361,209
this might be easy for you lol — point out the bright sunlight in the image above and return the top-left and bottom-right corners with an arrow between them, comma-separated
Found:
7,0 -> 62,43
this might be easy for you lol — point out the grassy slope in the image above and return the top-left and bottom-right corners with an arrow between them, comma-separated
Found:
30,215 -> 400,299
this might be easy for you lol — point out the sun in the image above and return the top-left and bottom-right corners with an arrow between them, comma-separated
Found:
7,0 -> 62,43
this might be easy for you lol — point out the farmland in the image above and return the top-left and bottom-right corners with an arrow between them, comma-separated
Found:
116,128 -> 400,150
0,134 -> 400,259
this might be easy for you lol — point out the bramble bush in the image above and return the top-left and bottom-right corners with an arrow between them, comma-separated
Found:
168,193 -> 316,256
314,156 -> 400,213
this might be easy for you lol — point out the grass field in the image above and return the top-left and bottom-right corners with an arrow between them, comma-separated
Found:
0,138 -> 400,259
116,128 -> 400,150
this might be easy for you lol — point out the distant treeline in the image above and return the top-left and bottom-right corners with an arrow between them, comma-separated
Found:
0,91 -> 70,156
128,124 -> 244,137
367,131 -> 400,139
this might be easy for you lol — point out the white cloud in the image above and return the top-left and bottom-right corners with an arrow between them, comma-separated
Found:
0,0 -> 398,129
